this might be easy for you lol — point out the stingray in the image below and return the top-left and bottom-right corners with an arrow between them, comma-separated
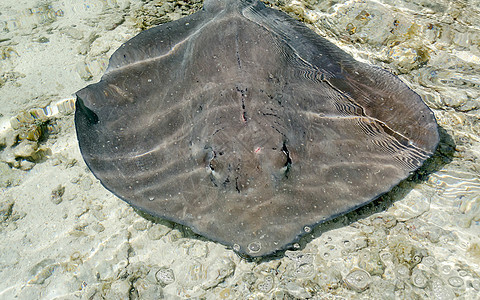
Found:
74,0 -> 439,257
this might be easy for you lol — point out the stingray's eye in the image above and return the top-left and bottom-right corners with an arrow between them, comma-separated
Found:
206,151 -> 225,180
282,142 -> 292,172
267,142 -> 292,179
209,158 -> 219,171
205,151 -> 215,168
272,142 -> 292,169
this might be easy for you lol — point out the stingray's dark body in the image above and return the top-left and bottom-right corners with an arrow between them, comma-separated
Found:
75,0 -> 439,257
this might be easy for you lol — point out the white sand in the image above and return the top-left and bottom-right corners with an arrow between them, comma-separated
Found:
1,0 -> 479,298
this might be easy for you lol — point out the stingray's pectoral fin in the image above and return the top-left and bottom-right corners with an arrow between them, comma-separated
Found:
75,97 -> 99,125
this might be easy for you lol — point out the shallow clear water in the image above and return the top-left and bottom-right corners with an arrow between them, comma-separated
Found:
0,0 -> 479,298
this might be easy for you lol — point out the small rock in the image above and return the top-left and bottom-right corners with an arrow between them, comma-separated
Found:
92,223 -> 105,233
79,176 -> 93,190
147,224 -> 171,240
29,259 -> 58,284
155,267 -> 175,287
61,26 -> 84,40
133,219 -> 150,231
76,61 -> 93,81
201,257 -> 235,290
134,278 -> 164,299
13,140 -> 38,159
0,197 -> 14,222
19,160 -> 36,171
0,162 -> 22,187
51,185 -> 65,204
104,279 -> 131,299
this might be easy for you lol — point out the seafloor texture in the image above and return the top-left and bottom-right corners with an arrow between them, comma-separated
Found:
0,0 -> 479,299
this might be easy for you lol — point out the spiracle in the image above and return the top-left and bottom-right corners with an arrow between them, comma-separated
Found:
344,269 -> 371,292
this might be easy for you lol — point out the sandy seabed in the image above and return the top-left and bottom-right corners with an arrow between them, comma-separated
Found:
1,0 -> 479,299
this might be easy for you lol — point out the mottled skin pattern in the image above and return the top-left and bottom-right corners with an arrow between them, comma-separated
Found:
75,0 -> 439,256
